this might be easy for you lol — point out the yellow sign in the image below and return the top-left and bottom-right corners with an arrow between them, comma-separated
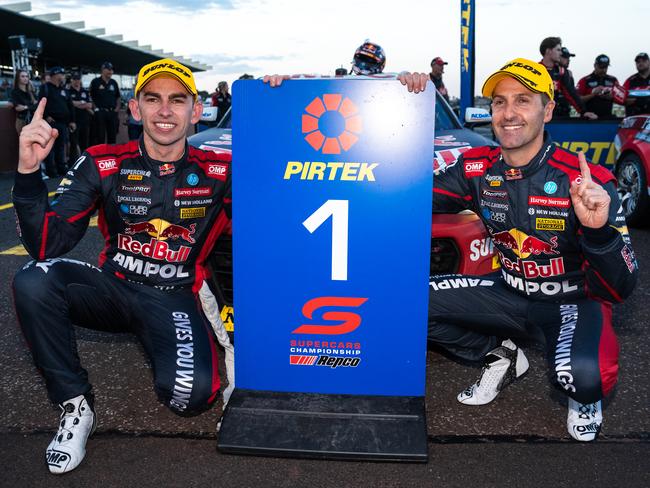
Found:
180,207 -> 206,219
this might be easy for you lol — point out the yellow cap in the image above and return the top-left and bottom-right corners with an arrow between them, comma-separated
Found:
135,58 -> 198,99
482,58 -> 554,100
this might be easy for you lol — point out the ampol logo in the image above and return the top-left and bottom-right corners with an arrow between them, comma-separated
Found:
302,94 -> 362,154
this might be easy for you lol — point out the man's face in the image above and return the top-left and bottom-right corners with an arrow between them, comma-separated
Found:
71,78 -> 81,89
559,57 -> 570,68
102,67 -> 113,79
51,73 -> 64,86
637,57 -> 650,73
548,44 -> 562,63
130,76 -> 202,149
491,77 -> 554,152
594,63 -> 608,77
219,82 -> 229,93
430,63 -> 444,78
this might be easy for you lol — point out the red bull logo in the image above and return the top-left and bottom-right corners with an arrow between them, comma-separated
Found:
490,229 -> 559,258
123,218 -> 196,244
302,94 -> 362,154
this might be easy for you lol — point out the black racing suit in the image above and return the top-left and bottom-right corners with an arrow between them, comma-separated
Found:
428,135 -> 638,404
12,139 -> 231,414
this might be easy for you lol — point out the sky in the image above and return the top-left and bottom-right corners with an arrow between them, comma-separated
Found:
16,0 -> 650,97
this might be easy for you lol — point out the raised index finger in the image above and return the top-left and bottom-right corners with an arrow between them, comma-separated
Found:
32,97 -> 47,122
578,151 -> 592,184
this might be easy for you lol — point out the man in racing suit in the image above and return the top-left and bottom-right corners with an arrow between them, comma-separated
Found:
402,58 -> 637,441
12,59 -> 231,473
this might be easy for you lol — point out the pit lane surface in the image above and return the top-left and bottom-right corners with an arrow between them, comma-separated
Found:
0,173 -> 647,487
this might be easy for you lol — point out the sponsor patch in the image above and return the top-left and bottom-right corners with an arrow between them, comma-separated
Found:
159,163 -> 175,176
544,181 -> 558,194
504,168 -> 522,180
120,184 -> 151,194
528,195 -> 571,208
482,189 -> 507,199
187,173 -> 199,186
206,163 -> 228,180
464,161 -> 486,176
128,174 -> 143,181
174,187 -> 212,198
180,207 -> 206,219
96,158 -> 118,176
485,174 -> 503,187
536,218 -> 565,231
621,245 -> 636,273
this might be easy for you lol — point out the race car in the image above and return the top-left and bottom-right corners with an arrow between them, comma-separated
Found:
189,89 -> 498,332
614,112 -> 650,226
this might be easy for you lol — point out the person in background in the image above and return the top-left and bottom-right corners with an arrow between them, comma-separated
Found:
90,61 -> 120,144
429,57 -> 450,102
10,69 -> 37,135
577,55 -> 619,119
38,66 -> 75,177
67,72 -> 93,164
554,47 -> 576,118
539,36 -> 597,119
623,52 -> 650,116
211,81 -> 232,126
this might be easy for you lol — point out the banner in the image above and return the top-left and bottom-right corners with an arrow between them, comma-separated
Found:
460,0 -> 475,119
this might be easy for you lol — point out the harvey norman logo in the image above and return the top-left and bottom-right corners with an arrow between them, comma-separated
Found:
302,94 -> 362,154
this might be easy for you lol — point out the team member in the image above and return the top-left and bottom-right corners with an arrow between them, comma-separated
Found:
400,59 -> 637,441
13,58 -> 231,474
211,81 -> 232,126
67,72 -> 93,164
555,48 -> 576,118
90,61 -> 121,144
429,57 -> 450,101
38,66 -> 76,176
539,36 -> 597,119
577,55 -> 620,119
623,52 -> 650,116
350,40 -> 386,75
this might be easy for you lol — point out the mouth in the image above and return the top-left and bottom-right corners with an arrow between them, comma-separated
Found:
154,122 -> 176,131
501,124 -> 524,131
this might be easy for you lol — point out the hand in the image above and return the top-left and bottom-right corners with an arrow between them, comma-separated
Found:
262,74 -> 290,88
69,122 -> 76,132
569,151 -> 611,229
18,98 -> 58,174
397,72 -> 429,94
16,104 -> 27,111
583,111 -> 598,120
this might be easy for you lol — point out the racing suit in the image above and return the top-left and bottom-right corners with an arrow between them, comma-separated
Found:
623,72 -> 650,116
12,139 -> 231,414
576,73 -> 620,118
428,135 -> 637,404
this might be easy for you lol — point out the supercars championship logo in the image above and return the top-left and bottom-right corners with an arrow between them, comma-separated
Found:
301,94 -> 362,154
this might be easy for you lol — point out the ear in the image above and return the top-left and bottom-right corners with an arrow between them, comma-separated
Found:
543,99 -> 555,123
190,99 -> 203,125
129,98 -> 142,122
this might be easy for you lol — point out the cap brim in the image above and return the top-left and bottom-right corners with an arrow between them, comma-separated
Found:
137,72 -> 197,98
482,71 -> 545,98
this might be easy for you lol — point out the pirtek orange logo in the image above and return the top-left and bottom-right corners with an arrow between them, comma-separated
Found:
302,94 -> 362,154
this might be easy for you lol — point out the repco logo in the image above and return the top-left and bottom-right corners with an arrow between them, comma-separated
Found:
292,296 -> 368,335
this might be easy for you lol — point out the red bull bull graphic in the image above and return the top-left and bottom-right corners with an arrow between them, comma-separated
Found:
490,228 -> 559,257
123,218 -> 196,244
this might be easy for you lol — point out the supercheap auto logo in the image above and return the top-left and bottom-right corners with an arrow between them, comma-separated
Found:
302,94 -> 362,154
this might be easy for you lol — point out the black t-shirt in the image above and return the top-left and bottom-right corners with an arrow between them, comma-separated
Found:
215,92 -> 232,124
10,87 -> 36,120
90,77 -> 120,110
68,86 -> 92,125
576,73 -> 619,118
38,82 -> 74,123
623,73 -> 650,116
430,74 -> 449,101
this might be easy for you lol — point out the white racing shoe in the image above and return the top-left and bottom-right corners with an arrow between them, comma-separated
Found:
45,395 -> 96,474
567,398 -> 602,442
457,339 -> 529,405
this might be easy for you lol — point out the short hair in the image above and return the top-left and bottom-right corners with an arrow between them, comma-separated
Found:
539,37 -> 562,56
541,93 -> 551,106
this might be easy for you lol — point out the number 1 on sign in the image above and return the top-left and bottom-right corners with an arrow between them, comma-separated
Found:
303,199 -> 349,281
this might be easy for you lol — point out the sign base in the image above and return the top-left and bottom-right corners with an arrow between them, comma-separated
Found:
217,388 -> 428,462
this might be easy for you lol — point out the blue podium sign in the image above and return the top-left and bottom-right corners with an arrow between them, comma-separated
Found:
232,78 -> 434,398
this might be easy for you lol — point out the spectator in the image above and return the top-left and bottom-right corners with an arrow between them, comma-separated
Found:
577,55 -> 619,119
38,66 -> 75,177
429,57 -> 450,101
623,52 -> 650,116
211,81 -> 232,126
90,61 -> 120,144
67,72 -> 93,164
238,73 -> 255,80
539,36 -> 597,119
10,69 -> 37,135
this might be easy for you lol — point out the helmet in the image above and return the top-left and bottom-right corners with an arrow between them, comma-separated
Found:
351,41 -> 386,75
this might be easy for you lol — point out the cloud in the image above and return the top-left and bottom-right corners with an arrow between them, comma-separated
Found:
195,53 -> 285,74
47,0 -> 235,10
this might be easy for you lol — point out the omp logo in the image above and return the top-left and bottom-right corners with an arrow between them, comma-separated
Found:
292,296 -> 368,335
302,94 -> 362,154
96,158 -> 119,176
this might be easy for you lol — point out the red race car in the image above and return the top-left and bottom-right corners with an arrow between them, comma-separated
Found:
614,114 -> 650,226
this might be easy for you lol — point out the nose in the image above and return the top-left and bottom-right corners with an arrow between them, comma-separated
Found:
157,101 -> 173,117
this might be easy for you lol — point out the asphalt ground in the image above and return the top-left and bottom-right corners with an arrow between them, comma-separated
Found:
0,173 -> 648,487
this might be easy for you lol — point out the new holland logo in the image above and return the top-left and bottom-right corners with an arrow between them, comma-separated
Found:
302,94 -> 362,154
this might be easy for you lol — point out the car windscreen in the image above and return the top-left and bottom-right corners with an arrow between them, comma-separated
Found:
435,94 -> 461,131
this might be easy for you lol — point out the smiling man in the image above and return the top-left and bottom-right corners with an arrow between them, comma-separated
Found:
402,58 -> 637,441
12,59 -> 232,473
